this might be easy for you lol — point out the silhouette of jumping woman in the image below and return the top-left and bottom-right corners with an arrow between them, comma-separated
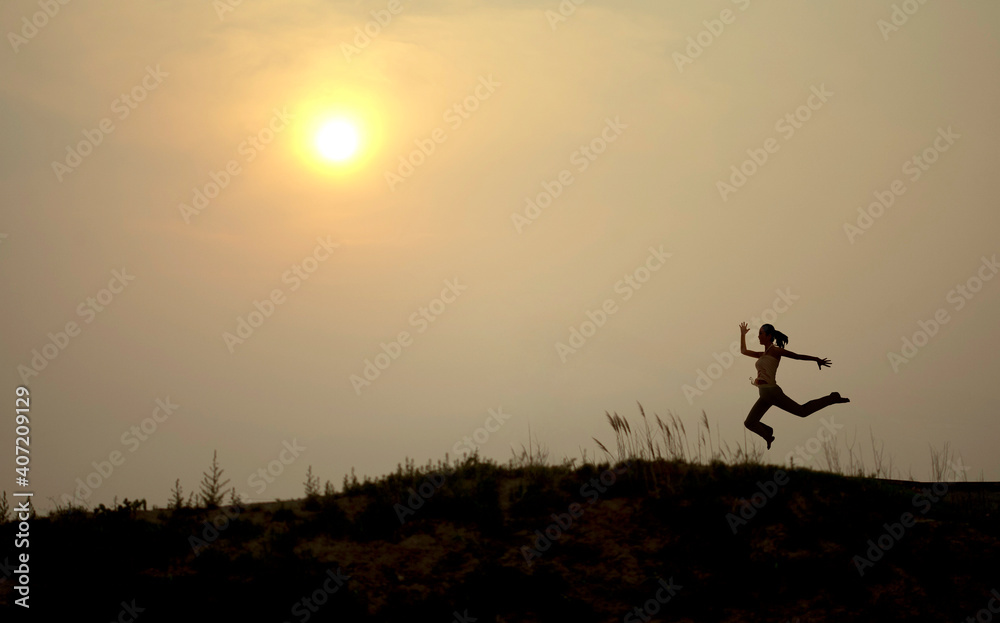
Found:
739,322 -> 849,449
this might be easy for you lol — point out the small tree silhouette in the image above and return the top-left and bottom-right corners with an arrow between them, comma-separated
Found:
304,465 -> 320,499
169,479 -> 186,510
199,450 -> 231,509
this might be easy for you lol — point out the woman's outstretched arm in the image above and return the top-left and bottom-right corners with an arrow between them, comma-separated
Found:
775,347 -> 830,369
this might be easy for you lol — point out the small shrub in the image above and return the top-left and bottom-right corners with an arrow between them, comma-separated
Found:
303,466 -> 321,511
48,497 -> 89,522
199,450 -> 231,509
168,478 -> 187,510
94,497 -> 147,520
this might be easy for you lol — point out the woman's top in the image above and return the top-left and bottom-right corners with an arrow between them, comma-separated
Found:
753,345 -> 780,387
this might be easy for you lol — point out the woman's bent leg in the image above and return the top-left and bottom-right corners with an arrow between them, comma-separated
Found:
771,388 -> 835,418
744,395 -> 774,441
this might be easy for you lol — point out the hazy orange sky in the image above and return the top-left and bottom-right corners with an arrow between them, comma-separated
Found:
2,1 -> 998,512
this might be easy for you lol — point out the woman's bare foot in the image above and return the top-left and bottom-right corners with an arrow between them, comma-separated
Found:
766,435 -> 775,450
830,392 -> 850,404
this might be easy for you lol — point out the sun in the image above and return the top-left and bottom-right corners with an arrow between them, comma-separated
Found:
292,91 -> 385,176
315,119 -> 360,162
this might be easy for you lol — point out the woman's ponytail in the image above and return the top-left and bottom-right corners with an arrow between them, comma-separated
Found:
761,324 -> 788,349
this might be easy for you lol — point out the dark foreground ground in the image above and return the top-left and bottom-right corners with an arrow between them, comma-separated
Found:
2,457 -> 999,622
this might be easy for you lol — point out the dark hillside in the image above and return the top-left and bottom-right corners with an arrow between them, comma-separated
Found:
3,455 -> 999,622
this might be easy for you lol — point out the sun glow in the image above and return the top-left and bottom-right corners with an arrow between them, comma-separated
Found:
315,119 -> 360,162
292,91 -> 384,178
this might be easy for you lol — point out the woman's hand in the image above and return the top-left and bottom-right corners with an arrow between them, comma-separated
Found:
816,357 -> 831,370
739,322 -> 749,336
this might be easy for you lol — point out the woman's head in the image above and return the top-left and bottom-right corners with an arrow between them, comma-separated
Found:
759,324 -> 788,349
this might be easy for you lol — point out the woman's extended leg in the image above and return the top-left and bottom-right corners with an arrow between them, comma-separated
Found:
744,395 -> 775,448
770,388 -> 847,418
